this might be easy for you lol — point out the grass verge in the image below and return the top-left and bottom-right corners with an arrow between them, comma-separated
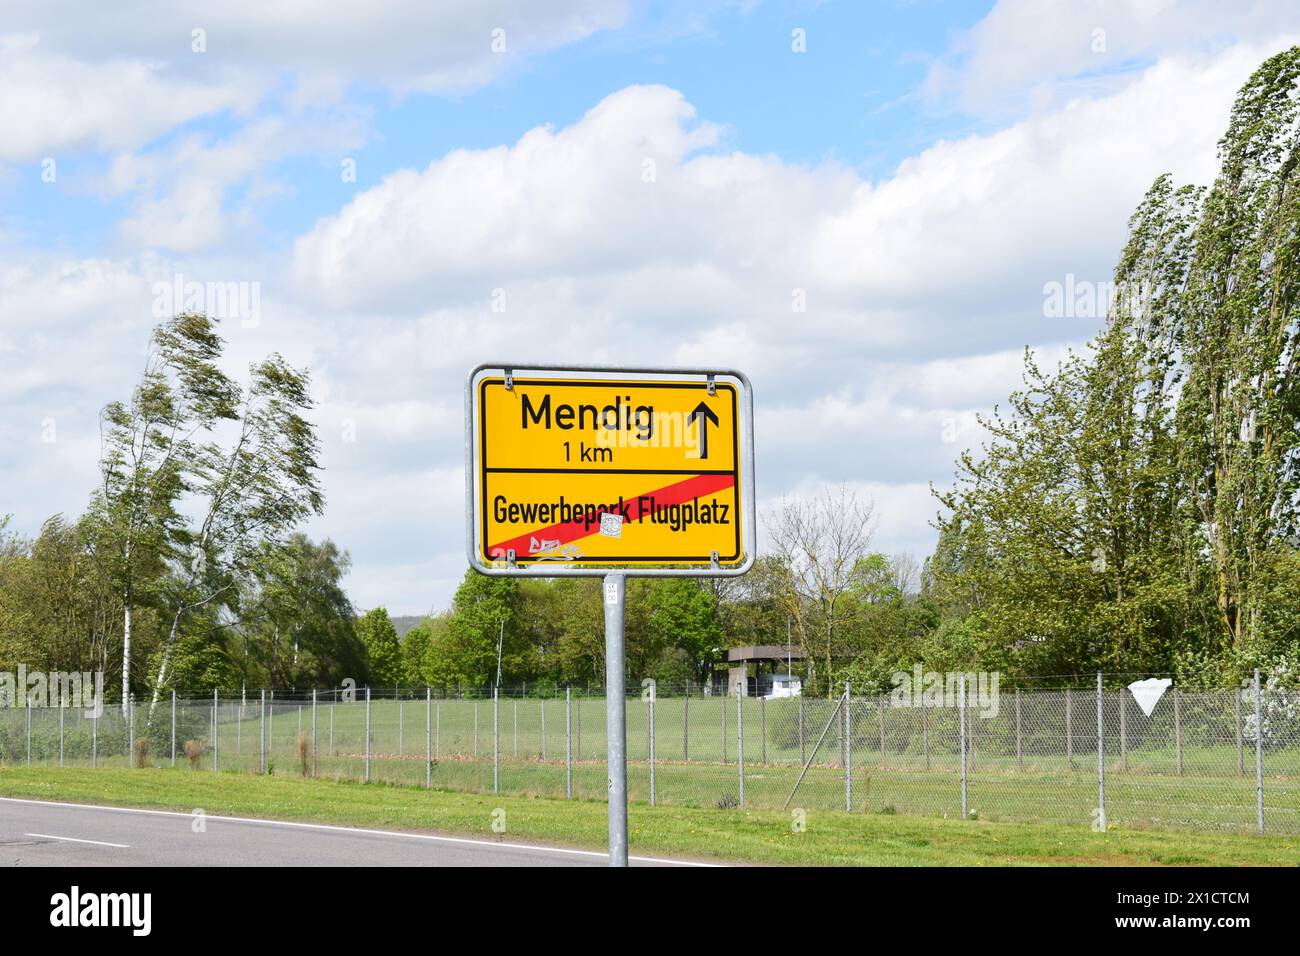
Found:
0,766 -> 1295,866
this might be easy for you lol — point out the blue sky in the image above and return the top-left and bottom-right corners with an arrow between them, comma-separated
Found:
3,1 -> 1299,613
10,1 -> 995,255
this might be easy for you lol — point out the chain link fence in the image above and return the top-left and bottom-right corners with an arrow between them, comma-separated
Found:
2,674 -> 1296,835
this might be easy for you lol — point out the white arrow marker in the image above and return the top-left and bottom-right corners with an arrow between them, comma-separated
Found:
1127,678 -> 1172,717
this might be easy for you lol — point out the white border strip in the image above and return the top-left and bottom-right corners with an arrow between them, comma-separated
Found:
0,797 -> 718,867
27,831 -> 130,848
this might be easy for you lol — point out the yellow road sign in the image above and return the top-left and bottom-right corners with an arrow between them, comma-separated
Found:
467,369 -> 753,571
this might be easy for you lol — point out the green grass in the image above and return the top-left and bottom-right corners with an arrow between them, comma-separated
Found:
0,766 -> 1296,866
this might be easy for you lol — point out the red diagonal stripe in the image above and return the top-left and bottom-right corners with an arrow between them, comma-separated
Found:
489,472 -> 736,558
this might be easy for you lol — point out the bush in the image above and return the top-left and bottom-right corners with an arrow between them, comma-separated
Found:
297,733 -> 312,777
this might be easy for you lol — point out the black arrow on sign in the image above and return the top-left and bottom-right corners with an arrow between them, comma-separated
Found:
688,402 -> 720,460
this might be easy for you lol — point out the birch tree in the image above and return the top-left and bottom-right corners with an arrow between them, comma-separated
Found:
764,484 -> 877,696
146,352 -> 324,717
91,314 -> 237,712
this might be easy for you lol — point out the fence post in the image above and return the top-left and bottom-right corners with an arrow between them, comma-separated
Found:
1096,671 -> 1106,832
493,685 -> 500,795
269,691 -> 274,763
312,689 -> 318,778
513,699 -> 518,758
566,686 -> 572,799
213,689 -> 219,772
473,701 -> 478,758
59,698 -> 64,767
1015,688 -> 1022,771
760,695 -> 766,765
1174,688 -> 1183,775
959,675 -> 968,818
922,701 -> 930,771
329,703 -> 334,756
722,689 -> 728,763
844,682 -> 853,812
798,693 -> 805,766
92,710 -> 97,768
1065,688 -> 1073,770
171,690 -> 177,767
736,687 -> 745,808
649,688 -> 656,807
1254,669 -> 1264,834
128,693 -> 135,768
26,699 -> 31,765
968,682 -> 976,771
1119,685 -> 1128,771
1235,689 -> 1244,776
398,699 -> 404,757
541,699 -> 547,760
878,694 -> 886,769
259,690 -> 266,774
683,692 -> 689,762
365,687 -> 371,782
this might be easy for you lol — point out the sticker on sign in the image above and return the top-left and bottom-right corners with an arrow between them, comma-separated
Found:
465,365 -> 754,576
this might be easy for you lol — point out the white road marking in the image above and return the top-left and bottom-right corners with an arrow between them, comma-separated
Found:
26,832 -> 130,848
0,797 -> 718,866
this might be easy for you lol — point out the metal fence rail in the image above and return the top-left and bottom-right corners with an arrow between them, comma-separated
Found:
2,674 -> 1296,835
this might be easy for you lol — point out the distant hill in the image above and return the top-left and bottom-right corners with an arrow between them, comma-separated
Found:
391,615 -> 426,641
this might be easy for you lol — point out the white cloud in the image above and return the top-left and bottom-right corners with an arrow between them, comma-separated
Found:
109,118 -> 367,251
1,1 -> 631,100
920,0 -> 1300,118
290,45 -> 1268,360
0,0 -> 630,191
0,34 -> 256,163
290,85 -> 739,307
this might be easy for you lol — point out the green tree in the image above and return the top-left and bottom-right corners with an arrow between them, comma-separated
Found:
145,624 -> 243,696
438,572 -> 516,687
1174,49 -> 1300,655
0,515 -> 128,676
930,47 -> 1300,681
399,616 -> 447,685
357,608 -> 402,686
146,345 -> 325,718
238,535 -> 364,688
645,579 -> 722,685
90,313 -> 232,710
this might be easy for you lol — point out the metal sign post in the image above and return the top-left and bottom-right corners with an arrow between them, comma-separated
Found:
466,363 -> 755,866
604,574 -> 628,866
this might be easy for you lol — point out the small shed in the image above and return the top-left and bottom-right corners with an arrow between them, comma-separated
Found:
722,645 -> 806,698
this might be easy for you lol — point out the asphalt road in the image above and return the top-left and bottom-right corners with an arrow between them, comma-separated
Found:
0,797 -> 710,867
